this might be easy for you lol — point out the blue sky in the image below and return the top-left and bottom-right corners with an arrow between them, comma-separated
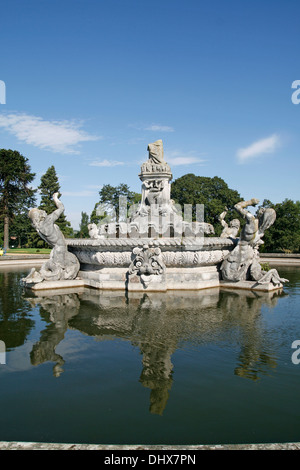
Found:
1,0 -> 300,229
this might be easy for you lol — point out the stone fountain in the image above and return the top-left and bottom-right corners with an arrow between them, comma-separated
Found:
22,140 -> 288,292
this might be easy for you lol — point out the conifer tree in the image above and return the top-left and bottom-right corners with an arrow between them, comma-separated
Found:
0,149 -> 36,250
76,211 -> 90,238
38,166 -> 73,238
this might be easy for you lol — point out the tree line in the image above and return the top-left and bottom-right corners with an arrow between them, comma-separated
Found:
0,150 -> 72,250
1,149 -> 299,253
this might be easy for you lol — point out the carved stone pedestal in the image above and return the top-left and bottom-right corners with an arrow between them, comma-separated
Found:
220,280 -> 283,292
67,237 -> 233,292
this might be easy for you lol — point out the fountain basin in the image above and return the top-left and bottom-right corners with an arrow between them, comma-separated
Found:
66,237 -> 235,291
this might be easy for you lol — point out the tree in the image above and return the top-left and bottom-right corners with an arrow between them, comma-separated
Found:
91,183 -> 141,225
38,166 -> 73,240
76,211 -> 90,238
257,199 -> 300,253
171,174 -> 243,235
0,149 -> 36,250
0,270 -> 35,349
9,191 -> 37,248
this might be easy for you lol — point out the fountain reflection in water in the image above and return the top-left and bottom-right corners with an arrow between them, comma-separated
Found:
24,286 -> 282,415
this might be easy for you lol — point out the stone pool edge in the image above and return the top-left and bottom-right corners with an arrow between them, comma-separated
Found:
0,441 -> 299,450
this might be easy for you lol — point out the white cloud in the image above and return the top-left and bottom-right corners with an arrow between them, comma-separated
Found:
164,150 -> 207,166
89,159 -> 125,167
0,112 -> 100,154
129,123 -> 175,133
237,134 -> 281,163
167,156 -> 206,166
144,124 -> 175,132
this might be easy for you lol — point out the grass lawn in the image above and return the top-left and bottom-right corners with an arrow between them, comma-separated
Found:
7,248 -> 51,254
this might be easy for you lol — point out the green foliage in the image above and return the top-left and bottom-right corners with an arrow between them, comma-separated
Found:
91,183 -> 141,224
257,199 -> 300,253
38,165 -> 61,213
171,174 -> 243,235
8,248 -> 51,254
260,262 -> 271,272
37,166 -> 73,242
9,208 -> 35,248
76,211 -> 90,238
0,270 -> 35,349
0,149 -> 36,249
2,150 -> 298,254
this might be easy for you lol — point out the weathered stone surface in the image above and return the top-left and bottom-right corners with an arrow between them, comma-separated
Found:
76,264 -> 221,292
22,193 -> 80,286
0,440 -> 299,450
220,280 -> 283,292
22,142 -> 289,293
220,199 -> 289,287
66,236 -> 234,292
218,207 -> 240,238
28,279 -> 86,291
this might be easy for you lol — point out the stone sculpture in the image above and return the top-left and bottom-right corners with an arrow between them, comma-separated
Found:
147,139 -> 165,164
129,245 -> 166,276
220,199 -> 288,286
136,140 -> 173,221
144,179 -> 166,206
87,140 -> 215,239
129,140 -> 214,238
88,223 -> 101,239
218,207 -> 240,239
22,140 -> 288,293
22,193 -> 80,285
128,244 -> 166,288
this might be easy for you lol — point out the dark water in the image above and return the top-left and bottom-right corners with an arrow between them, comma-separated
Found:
0,265 -> 300,445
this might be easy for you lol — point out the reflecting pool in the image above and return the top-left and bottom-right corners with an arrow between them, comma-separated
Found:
0,265 -> 300,445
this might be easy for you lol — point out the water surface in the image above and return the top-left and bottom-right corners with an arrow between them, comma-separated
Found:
0,265 -> 300,445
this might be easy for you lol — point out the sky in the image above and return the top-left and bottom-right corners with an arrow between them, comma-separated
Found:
0,0 -> 300,229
